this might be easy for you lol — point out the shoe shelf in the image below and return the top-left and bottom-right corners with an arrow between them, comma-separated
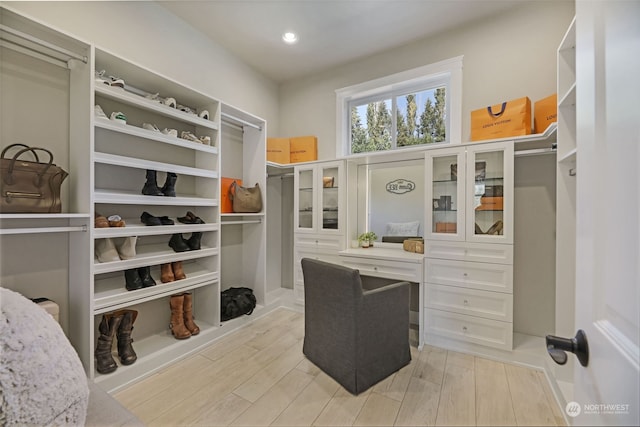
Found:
94,119 -> 218,154
94,189 -> 217,207
94,266 -> 219,313
95,84 -> 218,131
94,152 -> 218,179
93,244 -> 219,274
94,221 -> 218,238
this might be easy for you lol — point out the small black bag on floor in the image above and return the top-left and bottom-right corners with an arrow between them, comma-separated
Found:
221,287 -> 257,321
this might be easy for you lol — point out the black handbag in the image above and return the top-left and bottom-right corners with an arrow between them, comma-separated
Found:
221,287 -> 257,321
1,143 -> 69,213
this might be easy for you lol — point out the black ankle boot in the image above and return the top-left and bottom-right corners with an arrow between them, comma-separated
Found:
137,266 -> 156,288
95,313 -> 122,374
186,232 -> 202,250
115,309 -> 138,365
124,268 -> 144,291
142,170 -> 163,196
168,233 -> 191,252
161,172 -> 178,197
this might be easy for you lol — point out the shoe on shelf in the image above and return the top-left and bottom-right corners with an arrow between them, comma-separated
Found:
141,170 -> 163,196
177,104 -> 196,115
158,216 -> 175,225
161,263 -> 175,283
140,211 -> 163,226
161,128 -> 178,137
169,294 -> 191,339
486,220 -> 504,235
107,214 -> 125,227
137,266 -> 156,288
95,238 -> 120,263
199,135 -> 211,145
161,172 -> 177,197
94,104 -> 108,120
142,123 -> 160,132
145,92 -> 163,104
177,211 -> 204,224
108,75 -> 125,89
163,97 -> 177,109
180,131 -> 199,143
110,111 -> 127,125
116,236 -> 137,260
182,292 -> 199,335
169,233 -> 191,252
94,70 -> 110,87
172,261 -> 186,281
95,213 -> 109,228
198,110 -> 209,120
124,269 -> 143,291
186,232 -> 202,251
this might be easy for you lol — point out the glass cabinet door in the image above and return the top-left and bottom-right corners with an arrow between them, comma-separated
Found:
425,148 -> 466,241
466,142 -> 513,244
319,164 -> 340,231
296,168 -> 315,230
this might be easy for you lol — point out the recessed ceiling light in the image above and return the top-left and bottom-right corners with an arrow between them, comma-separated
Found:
282,32 -> 298,44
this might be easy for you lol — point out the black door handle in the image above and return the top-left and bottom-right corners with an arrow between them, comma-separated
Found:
545,329 -> 589,367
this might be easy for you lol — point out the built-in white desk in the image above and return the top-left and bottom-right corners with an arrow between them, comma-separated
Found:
339,244 -> 425,349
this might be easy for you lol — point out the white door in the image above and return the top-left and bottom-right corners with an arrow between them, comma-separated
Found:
572,1 -> 640,425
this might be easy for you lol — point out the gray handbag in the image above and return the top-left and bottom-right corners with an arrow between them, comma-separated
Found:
229,181 -> 262,213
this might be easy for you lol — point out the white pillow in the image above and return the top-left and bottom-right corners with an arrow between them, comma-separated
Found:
385,221 -> 420,236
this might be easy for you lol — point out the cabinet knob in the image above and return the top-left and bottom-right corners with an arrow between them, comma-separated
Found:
373,267 -> 378,271
463,272 -> 468,277
462,326 -> 468,332
463,299 -> 469,305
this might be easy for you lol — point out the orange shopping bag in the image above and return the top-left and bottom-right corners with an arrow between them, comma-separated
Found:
471,96 -> 531,141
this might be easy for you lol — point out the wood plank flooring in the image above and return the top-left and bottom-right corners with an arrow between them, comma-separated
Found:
114,308 -> 566,426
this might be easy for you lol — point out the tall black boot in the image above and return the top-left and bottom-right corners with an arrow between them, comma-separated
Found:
169,233 -> 191,252
186,232 -> 202,250
142,170 -> 163,196
161,172 -> 178,197
95,313 -> 123,374
124,268 -> 144,291
115,309 -> 138,365
137,266 -> 156,288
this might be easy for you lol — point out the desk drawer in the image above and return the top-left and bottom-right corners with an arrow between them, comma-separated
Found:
295,234 -> 344,252
425,241 -> 513,264
341,256 -> 422,283
425,259 -> 512,293
425,308 -> 513,351
425,283 -> 512,322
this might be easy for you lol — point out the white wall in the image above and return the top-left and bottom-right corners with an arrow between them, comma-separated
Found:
278,1 -> 575,159
5,1 -> 280,133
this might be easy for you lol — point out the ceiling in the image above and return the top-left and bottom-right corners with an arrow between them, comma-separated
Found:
159,0 -> 531,83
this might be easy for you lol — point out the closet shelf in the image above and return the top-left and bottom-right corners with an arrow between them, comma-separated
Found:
559,83 -> 576,108
93,244 -> 219,274
94,119 -> 219,154
94,189 -> 217,207
94,221 -> 218,238
94,268 -> 218,313
94,152 -> 218,179
95,84 -> 219,131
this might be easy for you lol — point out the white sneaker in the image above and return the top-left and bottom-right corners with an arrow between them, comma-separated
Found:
199,135 -> 211,145
164,97 -> 177,109
142,123 -> 160,132
110,111 -> 127,125
162,128 -> 178,137
94,105 -> 108,120
94,70 -> 110,86
108,75 -> 125,89
180,131 -> 199,143
145,92 -> 163,104
178,104 -> 196,115
198,110 -> 210,120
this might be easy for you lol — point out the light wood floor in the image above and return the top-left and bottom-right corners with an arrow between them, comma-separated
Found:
114,308 -> 566,426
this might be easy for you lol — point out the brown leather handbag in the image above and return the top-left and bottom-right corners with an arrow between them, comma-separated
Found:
228,181 -> 262,213
1,143 -> 69,213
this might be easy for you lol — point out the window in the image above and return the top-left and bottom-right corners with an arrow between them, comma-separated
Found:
336,56 -> 462,157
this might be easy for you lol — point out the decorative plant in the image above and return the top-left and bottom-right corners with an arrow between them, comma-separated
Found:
358,231 -> 378,247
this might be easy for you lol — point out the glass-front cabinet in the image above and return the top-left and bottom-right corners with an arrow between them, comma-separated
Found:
294,161 -> 344,234
425,141 -> 513,244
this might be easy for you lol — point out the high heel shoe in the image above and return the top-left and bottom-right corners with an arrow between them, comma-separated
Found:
486,220 -> 504,235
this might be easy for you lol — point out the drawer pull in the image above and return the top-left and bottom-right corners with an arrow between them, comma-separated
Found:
463,299 -> 469,305
462,326 -> 468,332
463,272 -> 468,277
373,267 -> 378,271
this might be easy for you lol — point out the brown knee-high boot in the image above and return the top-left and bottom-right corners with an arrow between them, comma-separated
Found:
161,263 -> 174,283
169,294 -> 191,339
182,292 -> 200,335
95,312 -> 123,374
171,261 -> 186,280
115,309 -> 138,365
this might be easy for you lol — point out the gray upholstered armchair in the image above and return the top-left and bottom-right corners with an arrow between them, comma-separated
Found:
301,258 -> 411,395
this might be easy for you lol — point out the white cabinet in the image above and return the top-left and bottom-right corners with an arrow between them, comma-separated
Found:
90,48 -> 222,389
424,141 -> 514,351
293,160 -> 345,304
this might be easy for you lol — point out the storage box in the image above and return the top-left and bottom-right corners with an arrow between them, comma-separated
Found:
534,94 -> 557,133
471,96 -> 532,141
290,136 -> 318,163
267,137 -> 290,164
221,177 -> 242,213
476,196 -> 504,211
435,222 -> 457,233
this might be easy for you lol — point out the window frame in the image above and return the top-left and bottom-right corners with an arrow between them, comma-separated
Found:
336,56 -> 463,158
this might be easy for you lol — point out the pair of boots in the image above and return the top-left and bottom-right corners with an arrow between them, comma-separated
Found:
142,170 -> 177,197
96,237 -> 137,263
169,293 -> 200,339
161,262 -> 186,283
168,233 -> 201,252
124,267 -> 156,291
95,309 -> 137,374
